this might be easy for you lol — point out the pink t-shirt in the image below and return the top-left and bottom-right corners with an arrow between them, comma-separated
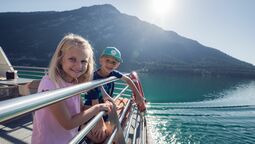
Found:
32,75 -> 81,144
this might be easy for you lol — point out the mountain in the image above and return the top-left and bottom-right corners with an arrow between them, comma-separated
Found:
0,4 -> 255,77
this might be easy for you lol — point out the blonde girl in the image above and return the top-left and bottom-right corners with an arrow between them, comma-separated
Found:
32,33 -> 111,144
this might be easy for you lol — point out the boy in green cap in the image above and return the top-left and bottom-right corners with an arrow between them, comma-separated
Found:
83,47 -> 146,137
84,46 -> 145,109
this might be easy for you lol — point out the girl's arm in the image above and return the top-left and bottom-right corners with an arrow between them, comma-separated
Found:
48,100 -> 111,130
38,77 -> 111,130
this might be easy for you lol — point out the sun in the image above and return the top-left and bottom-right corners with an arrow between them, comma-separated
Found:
150,0 -> 175,17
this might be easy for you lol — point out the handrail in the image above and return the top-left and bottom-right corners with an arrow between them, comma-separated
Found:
17,73 -> 44,78
132,108 -> 139,144
13,65 -> 48,71
69,85 -> 131,144
106,99 -> 132,144
15,69 -> 46,74
0,76 -> 118,123
13,65 -> 48,79
124,106 -> 135,142
114,85 -> 129,100
141,112 -> 146,144
69,111 -> 106,144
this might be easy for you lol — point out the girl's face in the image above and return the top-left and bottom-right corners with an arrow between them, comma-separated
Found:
100,56 -> 120,74
61,47 -> 90,82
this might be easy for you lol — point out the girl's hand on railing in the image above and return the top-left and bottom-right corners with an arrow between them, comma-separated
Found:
105,100 -> 115,112
97,103 -> 112,114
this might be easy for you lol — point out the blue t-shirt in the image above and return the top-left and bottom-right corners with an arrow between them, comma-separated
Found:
84,69 -> 123,105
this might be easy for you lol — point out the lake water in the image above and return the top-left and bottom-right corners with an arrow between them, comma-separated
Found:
140,73 -> 255,144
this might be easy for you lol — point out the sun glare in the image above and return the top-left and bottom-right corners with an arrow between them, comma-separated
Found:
150,0 -> 175,18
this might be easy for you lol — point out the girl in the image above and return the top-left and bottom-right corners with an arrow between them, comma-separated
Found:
32,34 -> 111,144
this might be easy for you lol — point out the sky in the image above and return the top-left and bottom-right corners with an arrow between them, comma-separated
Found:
1,0 -> 254,65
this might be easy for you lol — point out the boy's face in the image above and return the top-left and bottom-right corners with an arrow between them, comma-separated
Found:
100,56 -> 120,73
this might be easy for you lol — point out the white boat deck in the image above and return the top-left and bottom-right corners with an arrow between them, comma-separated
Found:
0,112 -> 148,144
0,114 -> 33,144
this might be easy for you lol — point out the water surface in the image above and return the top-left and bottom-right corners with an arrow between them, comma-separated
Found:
140,73 -> 255,144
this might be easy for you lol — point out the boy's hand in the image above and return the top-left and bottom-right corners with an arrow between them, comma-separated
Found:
134,92 -> 143,104
134,93 -> 146,112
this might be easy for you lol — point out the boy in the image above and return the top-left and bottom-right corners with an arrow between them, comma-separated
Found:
84,46 -> 146,112
83,47 -> 146,142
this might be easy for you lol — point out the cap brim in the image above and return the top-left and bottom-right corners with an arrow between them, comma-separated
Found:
101,54 -> 123,63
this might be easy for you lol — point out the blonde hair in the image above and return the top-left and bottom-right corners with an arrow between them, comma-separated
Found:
48,33 -> 95,87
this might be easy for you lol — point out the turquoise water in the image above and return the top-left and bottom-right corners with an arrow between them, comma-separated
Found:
140,73 -> 255,144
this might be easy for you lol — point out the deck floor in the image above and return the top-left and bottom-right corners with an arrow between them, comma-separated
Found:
0,114 -> 33,144
0,111 -> 150,144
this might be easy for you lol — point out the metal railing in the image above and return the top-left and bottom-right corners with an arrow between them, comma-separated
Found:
13,66 -> 48,79
0,76 -> 118,123
0,68 -> 147,144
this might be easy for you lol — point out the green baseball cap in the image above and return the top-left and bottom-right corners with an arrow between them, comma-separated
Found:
101,47 -> 123,63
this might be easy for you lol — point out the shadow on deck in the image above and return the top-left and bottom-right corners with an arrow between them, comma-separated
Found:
0,113 -> 33,144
